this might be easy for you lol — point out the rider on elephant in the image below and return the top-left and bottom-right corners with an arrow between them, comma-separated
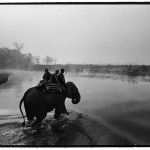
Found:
37,68 -> 52,90
52,70 -> 59,84
57,68 -> 66,88
43,68 -> 52,82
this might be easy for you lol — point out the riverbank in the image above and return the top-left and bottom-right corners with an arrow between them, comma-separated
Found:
0,111 -> 133,146
1,64 -> 150,77
0,73 -> 10,85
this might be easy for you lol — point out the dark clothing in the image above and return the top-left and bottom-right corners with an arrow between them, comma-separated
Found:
57,72 -> 65,87
43,72 -> 52,81
52,73 -> 59,84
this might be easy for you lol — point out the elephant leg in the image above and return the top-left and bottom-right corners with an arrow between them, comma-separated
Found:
24,102 -> 34,121
61,103 -> 69,115
54,107 -> 61,119
54,103 -> 68,119
31,110 -> 47,128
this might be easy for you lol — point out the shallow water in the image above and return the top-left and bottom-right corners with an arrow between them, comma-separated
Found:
0,70 -> 150,145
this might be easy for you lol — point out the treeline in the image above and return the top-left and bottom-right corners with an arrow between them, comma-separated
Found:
82,64 -> 150,76
32,64 -> 150,77
1,46 -> 150,77
0,47 -> 34,69
0,45 -> 57,69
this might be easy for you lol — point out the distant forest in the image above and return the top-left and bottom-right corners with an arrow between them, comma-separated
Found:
1,44 -> 150,77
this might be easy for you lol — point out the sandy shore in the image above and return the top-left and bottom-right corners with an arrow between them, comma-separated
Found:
0,112 -> 134,146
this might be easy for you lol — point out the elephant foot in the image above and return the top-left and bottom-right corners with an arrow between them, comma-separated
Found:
26,120 -> 34,127
31,122 -> 42,130
62,112 -> 69,115
66,112 -> 69,115
23,124 -> 43,133
45,124 -> 52,131
22,127 -> 32,133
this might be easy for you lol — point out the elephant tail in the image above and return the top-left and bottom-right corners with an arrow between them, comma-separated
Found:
19,97 -> 26,127
19,87 -> 35,127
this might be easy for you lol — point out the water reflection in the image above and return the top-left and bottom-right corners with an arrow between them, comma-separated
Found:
74,72 -> 150,84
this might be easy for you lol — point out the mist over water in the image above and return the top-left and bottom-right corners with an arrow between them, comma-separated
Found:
1,70 -> 150,145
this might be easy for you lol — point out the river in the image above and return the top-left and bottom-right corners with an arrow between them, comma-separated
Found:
0,69 -> 150,146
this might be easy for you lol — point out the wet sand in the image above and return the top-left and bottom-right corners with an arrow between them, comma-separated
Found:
0,110 -> 134,146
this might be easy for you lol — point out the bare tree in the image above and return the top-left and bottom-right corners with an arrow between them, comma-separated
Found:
46,56 -> 50,65
53,58 -> 57,65
43,58 -> 46,65
43,56 -> 56,65
12,42 -> 24,68
34,56 -> 40,64
13,42 -> 24,53
45,56 -> 52,65
50,57 -> 54,65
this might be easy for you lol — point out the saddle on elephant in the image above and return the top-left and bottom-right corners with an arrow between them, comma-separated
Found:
36,79 -> 65,94
45,80 -> 63,93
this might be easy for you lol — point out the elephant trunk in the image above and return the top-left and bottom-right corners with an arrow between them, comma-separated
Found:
72,92 -> 81,104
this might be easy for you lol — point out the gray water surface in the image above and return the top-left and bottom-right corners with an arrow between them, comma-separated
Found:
1,70 -> 150,145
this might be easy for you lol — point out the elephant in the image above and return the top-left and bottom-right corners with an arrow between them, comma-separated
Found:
19,81 -> 81,128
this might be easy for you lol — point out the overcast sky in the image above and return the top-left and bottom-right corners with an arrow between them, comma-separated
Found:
0,5 -> 150,64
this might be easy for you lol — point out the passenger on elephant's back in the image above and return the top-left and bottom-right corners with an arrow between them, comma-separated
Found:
57,68 -> 66,87
52,70 -> 59,84
43,68 -> 52,82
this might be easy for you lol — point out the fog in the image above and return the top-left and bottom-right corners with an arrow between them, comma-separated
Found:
0,5 -> 150,64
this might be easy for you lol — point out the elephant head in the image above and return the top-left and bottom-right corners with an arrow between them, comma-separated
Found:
66,81 -> 81,104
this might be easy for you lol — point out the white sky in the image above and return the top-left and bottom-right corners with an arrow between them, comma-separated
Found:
0,5 -> 150,65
